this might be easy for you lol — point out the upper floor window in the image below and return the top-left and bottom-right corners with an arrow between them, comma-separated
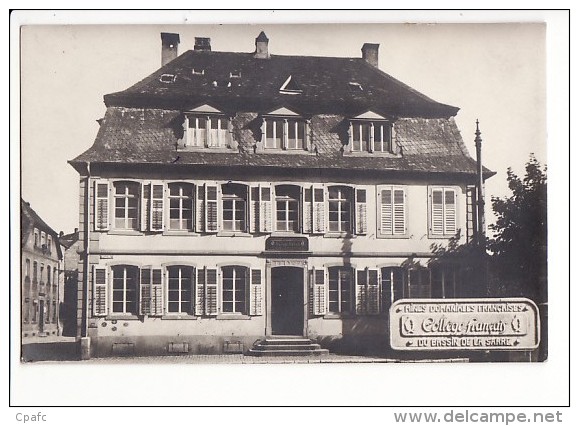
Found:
261,108 -> 309,151
348,111 -> 394,154
222,183 -> 247,232
47,236 -> 52,253
33,261 -> 38,281
377,186 -> 407,237
275,185 -> 299,233
114,181 -> 140,230
34,229 -> 39,247
429,187 -> 457,237
328,186 -> 352,233
25,259 -> 31,278
47,266 -> 51,285
186,115 -> 230,148
40,232 -> 46,248
40,264 -> 44,283
168,183 -> 194,231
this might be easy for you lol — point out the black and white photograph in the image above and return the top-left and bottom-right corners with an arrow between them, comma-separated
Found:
10,10 -> 570,410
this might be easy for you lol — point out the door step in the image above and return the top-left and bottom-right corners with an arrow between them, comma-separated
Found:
247,337 -> 329,357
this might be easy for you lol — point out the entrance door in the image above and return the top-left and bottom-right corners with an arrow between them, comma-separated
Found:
271,267 -> 304,335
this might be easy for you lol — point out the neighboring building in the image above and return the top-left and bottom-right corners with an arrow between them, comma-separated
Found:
59,228 -> 80,337
69,32 -> 493,357
21,199 -> 63,339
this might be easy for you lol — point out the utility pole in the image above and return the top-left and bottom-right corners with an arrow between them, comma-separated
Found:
474,120 -> 486,249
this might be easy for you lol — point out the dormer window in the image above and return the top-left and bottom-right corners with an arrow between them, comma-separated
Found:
192,68 -> 205,75
279,75 -> 302,95
260,107 -> 309,151
348,111 -> 394,154
181,104 -> 234,150
160,74 -> 176,83
229,70 -> 241,78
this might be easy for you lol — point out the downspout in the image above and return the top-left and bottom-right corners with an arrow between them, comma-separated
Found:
83,162 -> 91,338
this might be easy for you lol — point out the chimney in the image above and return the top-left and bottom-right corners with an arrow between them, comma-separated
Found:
254,31 -> 269,59
361,43 -> 379,67
194,37 -> 211,51
74,227 -> 79,234
161,32 -> 180,66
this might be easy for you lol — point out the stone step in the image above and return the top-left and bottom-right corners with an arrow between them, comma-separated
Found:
261,339 -> 314,345
252,343 -> 322,351
247,348 -> 330,357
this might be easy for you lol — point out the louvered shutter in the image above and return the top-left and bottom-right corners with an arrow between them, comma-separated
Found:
444,189 -> 457,235
259,185 -> 273,233
94,180 -> 110,231
355,188 -> 367,235
431,188 -> 444,235
92,266 -> 108,317
139,267 -> 152,315
195,268 -> 205,316
150,269 -> 164,316
196,184 -> 205,232
141,183 -> 150,232
312,268 -> 326,316
150,182 -> 165,231
205,268 -> 218,316
312,186 -> 325,234
302,187 -> 312,234
249,269 -> 263,315
355,269 -> 368,315
367,269 -> 380,315
380,188 -> 393,235
393,188 -> 406,235
205,184 -> 219,233
249,186 -> 260,233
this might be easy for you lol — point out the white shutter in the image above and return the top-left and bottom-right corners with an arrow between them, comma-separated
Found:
150,269 -> 164,316
367,269 -> 380,315
141,182 -> 150,232
249,186 -> 260,233
302,187 -> 313,234
312,185 -> 325,234
139,267 -> 151,316
195,267 -> 205,316
205,268 -> 218,316
94,180 -> 110,231
355,269 -> 368,315
150,182 -> 165,232
205,184 -> 219,233
92,266 -> 108,317
249,269 -> 263,316
380,188 -> 393,235
393,188 -> 406,235
312,268 -> 326,316
259,185 -> 273,233
196,184 -> 205,232
444,189 -> 457,235
431,188 -> 444,235
355,188 -> 367,235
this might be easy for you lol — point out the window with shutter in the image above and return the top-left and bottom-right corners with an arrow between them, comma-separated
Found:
328,186 -> 352,233
113,181 -> 140,230
222,183 -> 248,232
311,268 -> 327,316
195,268 -> 205,316
408,268 -> 431,298
249,186 -> 260,233
150,183 -> 165,231
430,187 -> 458,237
221,266 -> 247,314
249,269 -> 263,315
381,267 -> 406,310
139,267 -> 152,315
94,180 -> 110,231
312,186 -> 325,234
328,266 -> 352,314
141,183 -> 150,231
205,268 -> 218,315
168,183 -> 194,231
356,269 -> 380,315
259,186 -> 273,233
355,270 -> 368,315
205,185 -> 219,233
302,187 -> 313,234
430,264 -> 458,299
355,188 -> 367,235
196,184 -> 205,232
167,266 -> 193,314
378,186 -> 406,237
111,265 -> 139,314
275,185 -> 300,233
92,266 -> 108,317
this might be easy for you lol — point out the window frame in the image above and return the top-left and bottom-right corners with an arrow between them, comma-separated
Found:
166,265 -> 195,315
113,181 -> 141,231
327,186 -> 353,234
261,116 -> 308,151
111,265 -> 139,315
348,120 -> 393,154
274,185 -> 300,233
167,182 -> 195,232
376,185 -> 408,238
327,266 -> 353,315
428,186 -> 459,238
221,265 -> 248,315
185,114 -> 231,149
221,183 -> 248,233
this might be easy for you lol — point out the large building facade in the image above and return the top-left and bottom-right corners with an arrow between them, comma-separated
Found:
69,32 -> 493,357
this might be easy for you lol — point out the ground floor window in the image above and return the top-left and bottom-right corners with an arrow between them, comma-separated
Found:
222,266 -> 247,314
430,264 -> 458,299
167,266 -> 194,313
328,266 -> 353,314
112,265 -> 139,314
381,267 -> 407,309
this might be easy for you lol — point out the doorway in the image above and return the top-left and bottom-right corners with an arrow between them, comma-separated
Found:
270,267 -> 304,335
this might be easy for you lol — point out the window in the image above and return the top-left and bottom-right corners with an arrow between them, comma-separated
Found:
160,73 -> 176,83
112,265 -> 139,314
430,187 -> 457,237
47,266 -> 51,285
114,182 -> 140,230
25,259 -> 30,278
168,183 -> 194,231
53,269 -> 57,288
349,121 -> 392,153
262,117 -> 307,150
381,267 -> 407,309
167,266 -> 194,314
408,268 -> 431,298
222,183 -> 247,232
33,261 -> 38,281
34,229 -> 39,247
186,115 -> 230,148
222,266 -> 247,314
328,266 -> 353,314
40,232 -> 46,248
40,264 -> 44,283
378,186 -> 406,236
275,185 -> 299,232
430,264 -> 458,299
328,186 -> 352,233
47,236 -> 52,253
356,269 -> 379,315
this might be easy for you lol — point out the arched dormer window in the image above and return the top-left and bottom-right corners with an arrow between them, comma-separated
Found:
348,111 -> 393,154
260,107 -> 310,151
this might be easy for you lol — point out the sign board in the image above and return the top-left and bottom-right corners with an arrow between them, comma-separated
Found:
390,298 -> 540,351
265,236 -> 309,252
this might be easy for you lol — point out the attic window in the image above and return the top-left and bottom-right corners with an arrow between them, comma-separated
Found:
229,71 -> 241,78
349,82 -> 363,91
192,68 -> 205,75
160,74 -> 176,83
279,75 -> 302,95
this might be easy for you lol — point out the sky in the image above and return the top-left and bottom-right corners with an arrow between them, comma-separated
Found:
20,21 -> 546,235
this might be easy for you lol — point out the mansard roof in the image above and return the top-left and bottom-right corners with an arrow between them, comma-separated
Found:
70,107 -> 493,179
104,50 -> 459,119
